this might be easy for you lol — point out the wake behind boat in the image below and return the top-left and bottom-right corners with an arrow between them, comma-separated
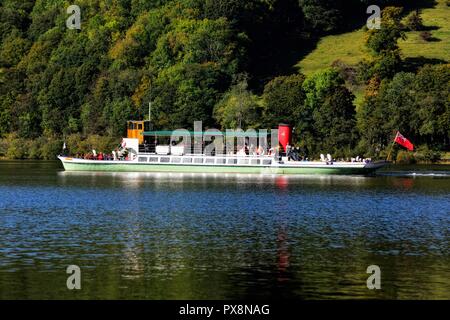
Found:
58,121 -> 388,175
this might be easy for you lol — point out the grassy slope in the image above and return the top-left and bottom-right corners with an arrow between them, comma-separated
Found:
296,0 -> 450,75
297,29 -> 368,75
400,0 -> 450,61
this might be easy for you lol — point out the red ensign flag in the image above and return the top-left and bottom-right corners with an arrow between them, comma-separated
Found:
394,131 -> 414,151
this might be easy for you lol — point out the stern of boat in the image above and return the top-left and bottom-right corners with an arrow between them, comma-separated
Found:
363,160 -> 390,172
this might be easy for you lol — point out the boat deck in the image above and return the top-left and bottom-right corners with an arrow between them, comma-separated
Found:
58,154 -> 388,175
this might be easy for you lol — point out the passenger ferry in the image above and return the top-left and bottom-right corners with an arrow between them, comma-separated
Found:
58,121 -> 388,175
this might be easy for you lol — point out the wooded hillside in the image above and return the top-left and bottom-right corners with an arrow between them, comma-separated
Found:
0,0 -> 448,161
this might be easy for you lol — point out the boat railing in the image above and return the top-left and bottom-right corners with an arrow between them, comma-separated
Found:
137,149 -> 276,158
135,153 -> 276,166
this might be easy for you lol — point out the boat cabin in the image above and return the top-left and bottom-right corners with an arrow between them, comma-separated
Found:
126,121 -> 152,144
125,121 -> 293,158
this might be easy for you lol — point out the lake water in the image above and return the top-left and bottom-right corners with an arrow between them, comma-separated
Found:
0,161 -> 449,299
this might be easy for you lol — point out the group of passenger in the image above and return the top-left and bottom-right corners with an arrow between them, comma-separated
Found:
72,142 -> 370,164
285,144 -> 303,161
319,153 -> 373,164
237,144 -> 269,156
351,156 -> 372,163
235,143 -> 306,161
75,148 -> 129,161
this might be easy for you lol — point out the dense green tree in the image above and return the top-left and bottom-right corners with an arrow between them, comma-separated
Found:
102,97 -> 135,137
262,74 -> 306,128
301,69 -> 357,157
303,68 -> 344,109
201,0 -> 256,23
109,8 -> 171,68
150,17 -> 241,73
358,64 -> 450,156
356,94 -> 386,156
0,32 -> 31,67
148,63 -> 228,130
299,0 -> 341,33
313,86 -> 357,157
213,76 -> 261,129
130,0 -> 172,17
27,0 -> 65,41
0,0 -> 34,40
0,0 -> 446,160
412,64 -> 450,148
358,72 -> 417,157
366,7 -> 405,56
0,93 -> 14,137
362,6 -> 406,80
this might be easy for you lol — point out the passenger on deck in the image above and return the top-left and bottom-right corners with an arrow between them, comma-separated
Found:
276,146 -> 282,161
285,144 -> 292,161
289,148 -> 300,161
249,144 -> 257,156
257,145 -> 265,156
237,146 -> 246,156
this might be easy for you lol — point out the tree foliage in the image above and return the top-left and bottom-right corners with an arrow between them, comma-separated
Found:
301,69 -> 357,157
358,64 -> 450,156
262,74 -> 306,128
213,76 -> 261,129
0,0 -> 447,160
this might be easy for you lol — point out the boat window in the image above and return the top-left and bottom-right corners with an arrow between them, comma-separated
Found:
216,158 -> 226,164
238,159 -> 249,165
194,158 -> 203,164
160,157 -> 170,163
149,157 -> 158,162
205,158 -> 215,164
138,124 -> 143,130
250,159 -> 260,165
172,157 -> 181,163
182,157 -> 192,163
262,159 -> 272,165
138,157 -> 148,163
227,159 -> 237,165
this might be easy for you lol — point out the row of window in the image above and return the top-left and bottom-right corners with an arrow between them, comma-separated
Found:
138,156 -> 272,165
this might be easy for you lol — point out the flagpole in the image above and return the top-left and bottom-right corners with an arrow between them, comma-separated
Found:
386,131 -> 398,162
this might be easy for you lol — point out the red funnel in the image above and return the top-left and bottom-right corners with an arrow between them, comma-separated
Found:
278,124 -> 292,151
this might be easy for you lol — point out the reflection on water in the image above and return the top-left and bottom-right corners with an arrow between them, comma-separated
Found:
0,161 -> 449,299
